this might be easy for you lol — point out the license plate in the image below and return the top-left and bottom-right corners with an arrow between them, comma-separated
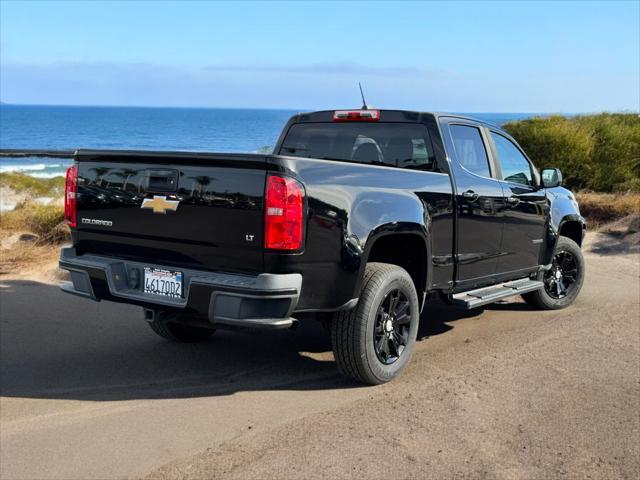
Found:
143,267 -> 183,298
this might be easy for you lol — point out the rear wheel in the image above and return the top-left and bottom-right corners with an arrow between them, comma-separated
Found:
522,236 -> 585,310
331,263 -> 419,385
148,315 -> 215,342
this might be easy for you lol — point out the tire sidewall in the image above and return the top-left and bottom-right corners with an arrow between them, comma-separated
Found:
361,268 -> 419,383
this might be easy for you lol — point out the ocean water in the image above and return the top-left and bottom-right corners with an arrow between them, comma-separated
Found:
0,105 -> 538,177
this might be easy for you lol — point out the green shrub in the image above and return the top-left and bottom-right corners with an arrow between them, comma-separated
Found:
503,113 -> 640,192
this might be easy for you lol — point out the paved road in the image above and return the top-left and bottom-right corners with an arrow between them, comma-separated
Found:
1,236 -> 638,479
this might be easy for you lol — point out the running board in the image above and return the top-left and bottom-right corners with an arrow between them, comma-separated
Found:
452,278 -> 544,309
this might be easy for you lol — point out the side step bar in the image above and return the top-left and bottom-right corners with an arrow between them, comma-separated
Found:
452,278 -> 544,309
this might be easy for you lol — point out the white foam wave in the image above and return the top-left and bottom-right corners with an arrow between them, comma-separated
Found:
30,172 -> 66,178
0,159 -> 70,177
0,163 -> 49,173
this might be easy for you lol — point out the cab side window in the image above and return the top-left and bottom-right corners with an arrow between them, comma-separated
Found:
491,132 -> 533,186
449,125 -> 491,178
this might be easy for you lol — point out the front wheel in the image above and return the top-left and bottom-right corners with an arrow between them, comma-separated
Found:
522,236 -> 585,310
331,263 -> 420,385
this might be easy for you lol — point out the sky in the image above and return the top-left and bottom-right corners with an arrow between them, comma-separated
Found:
0,0 -> 638,112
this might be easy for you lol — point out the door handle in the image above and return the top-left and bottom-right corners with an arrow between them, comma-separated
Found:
462,190 -> 479,202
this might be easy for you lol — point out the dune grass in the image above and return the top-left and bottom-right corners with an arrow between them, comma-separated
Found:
575,192 -> 640,227
0,200 -> 69,274
0,173 -> 68,245
1,202 -> 68,243
0,172 -> 65,197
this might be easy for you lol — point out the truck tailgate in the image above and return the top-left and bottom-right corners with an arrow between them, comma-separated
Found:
74,150 -> 266,273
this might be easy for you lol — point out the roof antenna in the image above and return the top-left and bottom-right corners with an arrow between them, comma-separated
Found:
359,82 -> 369,110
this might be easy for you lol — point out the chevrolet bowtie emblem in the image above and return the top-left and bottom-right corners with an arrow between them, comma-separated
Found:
141,195 -> 180,214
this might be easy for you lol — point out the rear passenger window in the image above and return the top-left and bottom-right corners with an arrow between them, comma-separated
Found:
490,132 -> 533,186
449,125 -> 491,177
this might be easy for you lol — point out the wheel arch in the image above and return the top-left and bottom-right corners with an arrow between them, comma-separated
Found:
358,225 -> 430,309
558,218 -> 585,247
542,213 -> 586,265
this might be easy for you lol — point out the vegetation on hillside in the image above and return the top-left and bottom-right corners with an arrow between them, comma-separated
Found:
0,201 -> 68,273
575,192 -> 640,227
1,202 -> 68,243
503,113 -> 640,192
0,172 -> 65,197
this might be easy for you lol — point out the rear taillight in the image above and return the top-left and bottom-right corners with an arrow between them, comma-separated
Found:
264,174 -> 304,250
333,109 -> 380,122
64,164 -> 78,228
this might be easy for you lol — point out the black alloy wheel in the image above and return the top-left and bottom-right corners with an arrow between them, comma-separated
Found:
374,289 -> 412,365
544,250 -> 579,299
522,235 -> 585,310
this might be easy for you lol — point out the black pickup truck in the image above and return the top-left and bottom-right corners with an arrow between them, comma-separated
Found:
59,109 -> 586,384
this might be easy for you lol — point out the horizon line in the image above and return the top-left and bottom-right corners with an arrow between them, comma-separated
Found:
3,102 -> 637,115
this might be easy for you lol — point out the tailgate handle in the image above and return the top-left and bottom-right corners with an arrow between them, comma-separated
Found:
144,169 -> 179,193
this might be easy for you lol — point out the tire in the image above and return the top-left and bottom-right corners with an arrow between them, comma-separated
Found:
522,236 -> 585,310
331,262 -> 420,385
148,316 -> 215,342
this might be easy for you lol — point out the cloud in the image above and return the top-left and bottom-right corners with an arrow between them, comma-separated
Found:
0,60 -> 450,109
203,62 -> 427,77
1,60 -> 638,112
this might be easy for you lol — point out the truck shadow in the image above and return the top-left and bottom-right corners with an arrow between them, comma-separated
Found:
1,279 -> 524,402
587,231 -> 639,256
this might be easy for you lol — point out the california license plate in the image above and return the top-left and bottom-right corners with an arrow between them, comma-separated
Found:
143,267 -> 183,298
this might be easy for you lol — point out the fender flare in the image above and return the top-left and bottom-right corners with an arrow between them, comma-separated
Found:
543,213 -> 586,264
353,222 -> 431,303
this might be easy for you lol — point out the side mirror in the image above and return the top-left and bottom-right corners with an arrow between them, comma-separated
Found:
541,168 -> 563,188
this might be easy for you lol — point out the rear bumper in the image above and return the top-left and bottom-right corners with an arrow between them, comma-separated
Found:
59,247 -> 302,329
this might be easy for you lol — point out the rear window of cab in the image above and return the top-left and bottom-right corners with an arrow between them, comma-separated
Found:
279,123 -> 436,171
